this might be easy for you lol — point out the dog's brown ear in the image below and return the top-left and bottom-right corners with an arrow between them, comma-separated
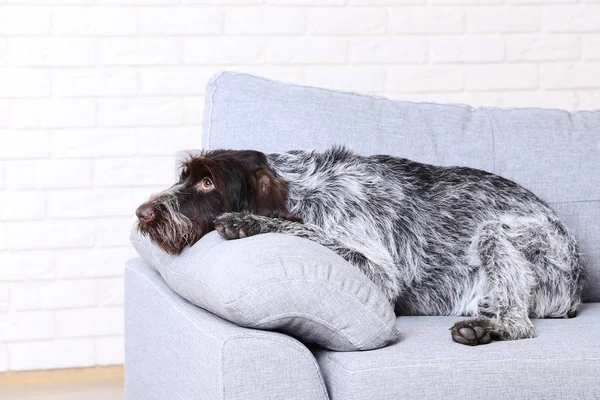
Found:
251,168 -> 303,222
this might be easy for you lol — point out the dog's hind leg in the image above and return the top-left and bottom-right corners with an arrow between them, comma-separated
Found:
214,211 -> 403,303
451,220 -> 536,346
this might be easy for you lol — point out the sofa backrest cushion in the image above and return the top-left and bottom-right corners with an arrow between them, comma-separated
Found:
203,71 -> 600,302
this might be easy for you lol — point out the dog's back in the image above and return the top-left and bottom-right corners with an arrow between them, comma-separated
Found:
269,147 -> 583,324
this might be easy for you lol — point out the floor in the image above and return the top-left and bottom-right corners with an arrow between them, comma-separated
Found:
1,380 -> 124,400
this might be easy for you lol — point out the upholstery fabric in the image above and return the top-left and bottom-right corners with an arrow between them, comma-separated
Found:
313,303 -> 600,400
203,71 -> 600,301
125,72 -> 600,400
130,228 -> 399,351
125,258 -> 329,400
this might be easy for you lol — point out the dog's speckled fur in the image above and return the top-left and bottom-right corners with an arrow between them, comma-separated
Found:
137,147 -> 584,345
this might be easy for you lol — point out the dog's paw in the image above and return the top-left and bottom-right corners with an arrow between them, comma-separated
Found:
450,318 -> 497,346
214,212 -> 259,240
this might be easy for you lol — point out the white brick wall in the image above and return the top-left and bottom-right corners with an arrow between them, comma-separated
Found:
1,0 -> 600,372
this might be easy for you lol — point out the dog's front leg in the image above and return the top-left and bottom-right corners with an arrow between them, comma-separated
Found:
214,212 -> 402,303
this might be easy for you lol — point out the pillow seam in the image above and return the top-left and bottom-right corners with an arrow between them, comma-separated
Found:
251,311 -> 364,350
229,278 -> 395,336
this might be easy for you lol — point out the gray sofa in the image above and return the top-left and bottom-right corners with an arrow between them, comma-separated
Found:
125,72 -> 600,399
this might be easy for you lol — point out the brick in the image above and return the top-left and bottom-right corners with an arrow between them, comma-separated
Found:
8,100 -> 94,129
97,278 -> 124,306
0,224 -> 5,250
466,7 -> 541,33
0,130 -> 51,159
95,218 -> 137,246
389,8 -> 464,33
430,37 -> 505,63
53,7 -> 137,35
268,38 -> 348,64
540,63 -> 600,89
98,98 -> 182,127
465,65 -> 538,90
0,69 -> 50,97
135,187 -> 165,206
8,101 -> 42,128
140,7 -> 222,35
386,67 -> 463,92
307,8 -> 387,35
349,38 -> 427,64
40,100 -> 96,128
49,188 -> 134,219
140,68 -> 215,96
4,160 -> 35,189
138,127 -> 199,155
226,8 -> 306,35
96,336 -> 124,366
57,248 -> 132,279
2,220 -> 95,250
582,36 -> 600,60
5,38 -> 96,66
51,129 -> 137,158
99,39 -> 182,66
6,159 -> 92,189
465,93 -> 504,107
0,251 -> 56,281
544,6 -> 600,32
184,38 -> 266,64
577,91 -> 600,109
0,191 -> 46,220
10,283 -> 41,311
94,157 -> 174,187
52,68 -> 138,97
507,36 -> 579,61
350,0 -> 424,4
99,0 -> 179,3
228,66 -> 308,84
0,39 -> 8,66
433,0 -> 501,3
0,344 -> 6,373
507,0 -> 578,3
503,91 -> 578,110
0,162 -> 4,190
0,6 -> 51,35
307,67 -> 386,93
0,283 -> 8,312
0,100 -> 8,127
56,308 -> 124,337
267,0 -> 342,4
0,311 -> 54,341
184,97 -> 206,125
40,280 -> 98,309
9,339 -> 95,371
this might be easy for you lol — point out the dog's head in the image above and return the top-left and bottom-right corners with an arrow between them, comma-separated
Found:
135,150 -> 300,255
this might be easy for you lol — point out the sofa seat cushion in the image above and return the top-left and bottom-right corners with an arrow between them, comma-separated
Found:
313,303 -> 600,400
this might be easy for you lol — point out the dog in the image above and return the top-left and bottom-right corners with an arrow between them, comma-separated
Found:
136,147 -> 584,346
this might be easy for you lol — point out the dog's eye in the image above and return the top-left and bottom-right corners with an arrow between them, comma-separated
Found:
199,177 -> 213,191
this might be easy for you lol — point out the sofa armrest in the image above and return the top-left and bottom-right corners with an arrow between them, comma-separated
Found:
125,258 -> 329,400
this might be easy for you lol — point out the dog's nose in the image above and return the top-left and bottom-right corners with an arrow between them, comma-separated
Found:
136,204 -> 155,223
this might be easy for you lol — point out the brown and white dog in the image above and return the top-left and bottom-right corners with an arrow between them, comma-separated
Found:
136,147 -> 583,346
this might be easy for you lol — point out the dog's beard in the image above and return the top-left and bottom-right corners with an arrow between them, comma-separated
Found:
137,196 -> 202,255
138,217 -> 201,255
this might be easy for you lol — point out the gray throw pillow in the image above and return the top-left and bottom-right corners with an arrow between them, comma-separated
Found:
130,227 -> 399,351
